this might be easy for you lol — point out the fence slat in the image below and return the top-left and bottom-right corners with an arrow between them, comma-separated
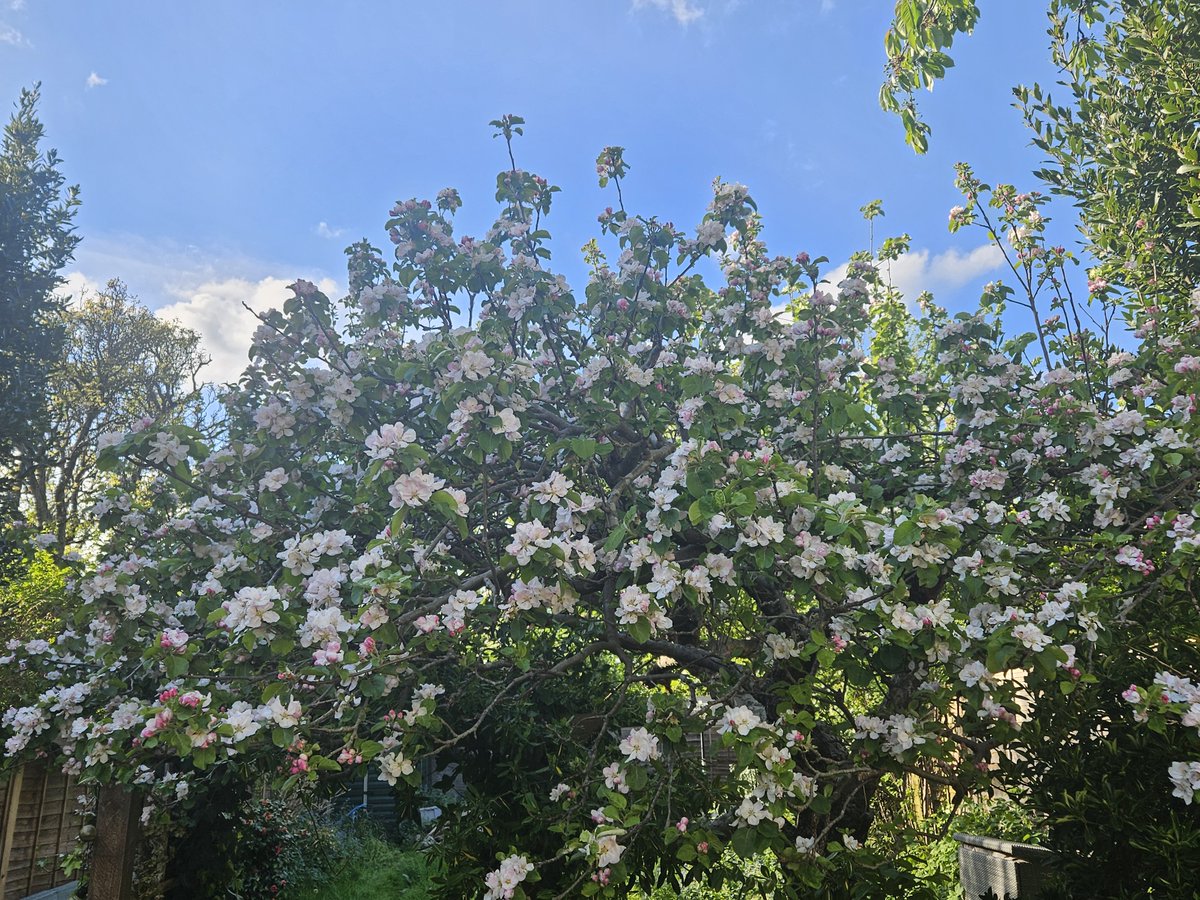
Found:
0,767 -> 25,897
25,764 -> 50,895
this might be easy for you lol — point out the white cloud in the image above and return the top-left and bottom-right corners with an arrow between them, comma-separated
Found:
315,221 -> 344,240
631,0 -> 704,25
0,22 -> 26,44
64,233 -> 341,386
58,271 -> 105,300
8,1 -> 26,11
155,276 -> 339,386
789,242 -> 1004,310
85,72 -> 108,89
922,243 -> 1005,287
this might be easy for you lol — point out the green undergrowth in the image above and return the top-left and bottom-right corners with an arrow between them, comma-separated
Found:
289,832 -> 433,900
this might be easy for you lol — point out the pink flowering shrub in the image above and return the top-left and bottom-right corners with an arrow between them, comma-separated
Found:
3,119 -> 1199,895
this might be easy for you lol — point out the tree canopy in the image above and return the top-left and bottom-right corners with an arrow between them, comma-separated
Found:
2,121 -> 1197,896
20,278 -> 209,551
0,84 -> 80,555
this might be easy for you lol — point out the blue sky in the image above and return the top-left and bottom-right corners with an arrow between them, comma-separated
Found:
2,1 -> 1069,382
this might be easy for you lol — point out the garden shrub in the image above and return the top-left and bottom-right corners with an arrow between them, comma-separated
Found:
223,795 -> 338,899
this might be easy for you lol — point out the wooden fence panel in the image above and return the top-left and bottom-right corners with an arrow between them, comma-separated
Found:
0,764 -> 82,900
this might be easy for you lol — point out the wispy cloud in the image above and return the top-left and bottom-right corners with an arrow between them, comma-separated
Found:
8,0 -> 26,11
315,221 -> 344,240
85,72 -> 108,89
631,0 -> 705,26
761,117 -> 822,183
0,22 -> 26,45
786,242 -> 1005,310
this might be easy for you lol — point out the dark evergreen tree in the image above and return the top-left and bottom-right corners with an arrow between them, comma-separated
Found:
0,84 -> 81,574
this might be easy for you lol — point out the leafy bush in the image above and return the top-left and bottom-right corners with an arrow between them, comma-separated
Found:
1003,639 -> 1200,898
225,797 -> 338,899
908,797 -> 1044,900
0,549 -> 67,709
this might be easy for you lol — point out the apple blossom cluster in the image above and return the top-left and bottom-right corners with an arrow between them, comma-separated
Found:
1123,672 -> 1200,804
2,128 -> 1199,894
483,854 -> 534,900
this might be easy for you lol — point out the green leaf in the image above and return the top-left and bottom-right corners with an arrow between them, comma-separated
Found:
357,740 -> 384,760
875,644 -> 907,673
270,636 -> 295,656
900,0 -> 920,37
893,520 -> 920,546
603,525 -> 627,553
845,661 -> 874,687
731,827 -> 758,859
570,438 -> 598,459
686,467 -> 717,498
308,754 -> 342,773
96,447 -> 121,472
359,675 -> 389,698
430,489 -> 465,527
625,764 -> 648,792
987,642 -> 1018,673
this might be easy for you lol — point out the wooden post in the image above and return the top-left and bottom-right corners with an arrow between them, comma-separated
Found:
0,765 -> 25,896
89,784 -> 141,900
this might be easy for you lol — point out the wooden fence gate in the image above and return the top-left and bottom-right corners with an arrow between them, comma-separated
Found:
0,764 -> 82,899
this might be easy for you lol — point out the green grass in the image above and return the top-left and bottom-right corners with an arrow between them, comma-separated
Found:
289,835 -> 433,900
